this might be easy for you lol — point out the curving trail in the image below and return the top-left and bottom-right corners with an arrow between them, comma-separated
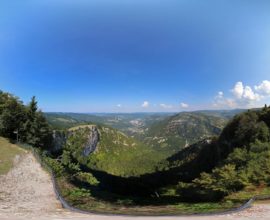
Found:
0,153 -> 270,220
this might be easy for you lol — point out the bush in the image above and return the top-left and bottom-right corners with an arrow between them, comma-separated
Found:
44,157 -> 64,177
76,172 -> 99,186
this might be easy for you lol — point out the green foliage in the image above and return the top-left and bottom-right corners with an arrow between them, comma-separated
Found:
4,89 -> 270,212
177,164 -> 246,202
44,105 -> 270,206
166,107 -> 270,202
246,142 -> 270,184
0,137 -> 25,174
57,176 -> 242,215
23,97 -> 52,148
45,111 -> 230,159
60,150 -> 81,174
66,187 -> 92,199
176,138 -> 270,201
144,112 -> 228,157
62,125 -> 164,177
44,106 -> 270,212
0,91 -> 52,149
77,172 -> 100,186
0,91 -> 26,139
43,157 -> 64,177
206,164 -> 244,193
225,148 -> 249,168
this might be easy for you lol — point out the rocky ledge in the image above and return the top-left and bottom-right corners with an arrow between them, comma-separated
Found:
52,125 -> 100,156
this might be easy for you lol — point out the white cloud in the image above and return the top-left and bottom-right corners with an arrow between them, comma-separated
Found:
214,91 -> 236,108
255,80 -> 270,95
242,86 -> 261,101
116,104 -> 122,108
160,103 -> 173,109
214,91 -> 224,100
231,81 -> 261,102
232,82 -> 244,99
180,102 -> 189,108
214,80 -> 270,109
217,91 -> 223,98
141,101 -> 149,108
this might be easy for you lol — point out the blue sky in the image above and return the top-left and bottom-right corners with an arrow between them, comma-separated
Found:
0,0 -> 270,112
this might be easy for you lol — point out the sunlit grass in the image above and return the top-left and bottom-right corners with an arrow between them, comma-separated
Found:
0,137 -> 25,175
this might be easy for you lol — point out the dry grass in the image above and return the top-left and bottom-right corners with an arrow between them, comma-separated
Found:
0,137 -> 25,174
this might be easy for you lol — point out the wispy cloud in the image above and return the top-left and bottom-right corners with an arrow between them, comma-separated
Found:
180,102 -> 189,108
160,103 -> 173,109
213,91 -> 236,108
141,101 -> 149,108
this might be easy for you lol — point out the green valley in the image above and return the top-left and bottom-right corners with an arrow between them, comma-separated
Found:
60,124 -> 165,176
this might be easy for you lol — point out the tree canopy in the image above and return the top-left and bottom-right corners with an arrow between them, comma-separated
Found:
0,90 -> 52,149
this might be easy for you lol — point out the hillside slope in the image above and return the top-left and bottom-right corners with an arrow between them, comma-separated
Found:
60,124 -> 164,176
143,112 -> 228,156
154,107 -> 270,202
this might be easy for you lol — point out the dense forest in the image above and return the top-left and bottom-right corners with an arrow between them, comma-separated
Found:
0,91 -> 52,149
176,106 -> 270,201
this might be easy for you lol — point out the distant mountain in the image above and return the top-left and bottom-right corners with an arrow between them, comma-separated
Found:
45,113 -> 82,129
45,112 -> 173,136
143,112 -> 229,157
195,109 -> 247,119
46,110 -> 243,159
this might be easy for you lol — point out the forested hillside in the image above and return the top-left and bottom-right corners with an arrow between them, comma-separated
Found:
143,112 -> 228,157
158,106 -> 270,201
59,124 -> 164,176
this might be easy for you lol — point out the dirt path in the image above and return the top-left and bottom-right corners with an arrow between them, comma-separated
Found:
0,153 -> 270,220
0,153 -> 63,218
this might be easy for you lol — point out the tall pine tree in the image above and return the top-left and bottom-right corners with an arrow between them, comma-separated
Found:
23,96 -> 52,148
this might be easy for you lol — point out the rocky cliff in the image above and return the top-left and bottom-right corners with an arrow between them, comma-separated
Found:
52,125 -> 99,156
78,126 -> 99,156
52,130 -> 66,152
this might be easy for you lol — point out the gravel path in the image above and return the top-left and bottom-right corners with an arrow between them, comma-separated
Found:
0,153 -> 270,220
0,153 -> 63,218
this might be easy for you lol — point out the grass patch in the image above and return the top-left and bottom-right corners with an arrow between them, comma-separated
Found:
226,185 -> 270,203
0,137 -> 25,175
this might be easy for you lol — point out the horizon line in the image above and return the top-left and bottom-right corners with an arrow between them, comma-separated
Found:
44,108 -> 250,114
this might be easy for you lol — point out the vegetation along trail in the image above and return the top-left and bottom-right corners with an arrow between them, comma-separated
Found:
0,143 -> 270,220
